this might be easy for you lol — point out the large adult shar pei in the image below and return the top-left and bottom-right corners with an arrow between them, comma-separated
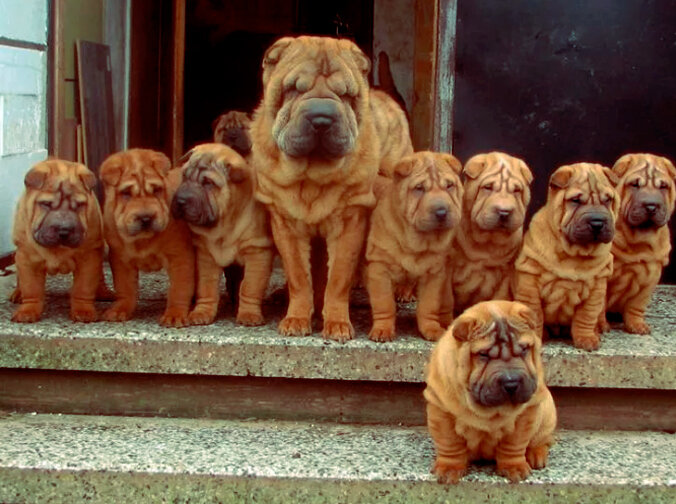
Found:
251,35 -> 412,341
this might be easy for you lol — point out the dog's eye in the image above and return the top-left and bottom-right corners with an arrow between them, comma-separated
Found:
569,196 -> 582,205
482,183 -> 493,191
659,180 -> 670,190
72,200 -> 85,210
513,186 -> 522,194
413,183 -> 426,193
202,179 -> 215,189
152,186 -> 163,196
120,188 -> 133,200
445,181 -> 455,191
629,179 -> 641,188
603,194 -> 613,204
520,346 -> 531,357
477,350 -> 491,360
38,200 -> 52,210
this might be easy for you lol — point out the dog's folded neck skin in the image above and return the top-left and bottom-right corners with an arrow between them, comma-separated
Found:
455,217 -> 523,265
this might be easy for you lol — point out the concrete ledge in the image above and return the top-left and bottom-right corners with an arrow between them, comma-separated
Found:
0,272 -> 675,388
0,413 -> 674,503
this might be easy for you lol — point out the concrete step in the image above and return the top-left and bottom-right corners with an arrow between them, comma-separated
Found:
0,270 -> 674,390
0,413 -> 673,503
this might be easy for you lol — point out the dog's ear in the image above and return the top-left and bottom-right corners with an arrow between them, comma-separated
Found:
451,313 -> 481,342
661,156 -> 676,181
211,115 -> 224,133
223,161 -> 248,184
518,159 -> 534,185
262,37 -> 294,86
350,44 -> 371,76
514,303 -> 540,333
76,164 -> 97,192
99,155 -> 123,187
439,153 -> 463,176
24,163 -> 49,190
611,154 -> 635,180
178,149 -> 194,166
392,156 -> 417,181
602,165 -> 619,187
549,165 -> 575,191
462,154 -> 487,181
150,151 -> 172,175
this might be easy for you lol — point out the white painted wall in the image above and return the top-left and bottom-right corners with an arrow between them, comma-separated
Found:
0,0 -> 48,256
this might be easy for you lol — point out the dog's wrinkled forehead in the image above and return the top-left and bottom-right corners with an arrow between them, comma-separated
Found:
481,313 -> 529,360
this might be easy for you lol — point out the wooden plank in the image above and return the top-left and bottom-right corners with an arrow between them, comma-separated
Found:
412,0 -> 437,150
433,0 -> 457,152
0,369 -> 673,431
76,40 -> 116,187
50,0 -> 66,158
171,0 -> 185,164
104,0 -> 129,151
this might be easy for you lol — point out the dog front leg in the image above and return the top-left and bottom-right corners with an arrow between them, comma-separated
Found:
237,247 -> 274,326
70,247 -> 103,322
571,279 -> 607,350
270,212 -> 313,336
416,268 -> 453,341
621,282 -> 656,335
513,271 -> 545,337
189,246 -> 222,325
103,248 -> 138,322
162,246 -> 195,327
323,207 -> 368,341
366,261 -> 396,342
12,250 -> 46,323
426,402 -> 469,484
495,405 -> 540,482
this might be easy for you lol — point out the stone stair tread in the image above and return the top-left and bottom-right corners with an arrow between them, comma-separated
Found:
0,413 -> 674,503
0,272 -> 675,388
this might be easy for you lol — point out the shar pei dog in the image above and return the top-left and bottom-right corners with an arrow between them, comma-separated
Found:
11,159 -> 105,322
603,153 -> 676,334
451,152 -> 533,313
366,151 -> 463,342
251,35 -> 412,341
212,110 -> 253,158
172,143 -> 274,326
100,149 -> 195,327
514,163 -> 619,350
425,300 -> 556,483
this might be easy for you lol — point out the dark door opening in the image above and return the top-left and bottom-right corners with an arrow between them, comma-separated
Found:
182,0 -> 374,151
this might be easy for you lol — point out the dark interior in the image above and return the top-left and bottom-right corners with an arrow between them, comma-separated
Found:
453,0 -> 676,281
182,0 -> 373,151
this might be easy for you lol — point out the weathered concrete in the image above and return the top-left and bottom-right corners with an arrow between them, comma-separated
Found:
0,413 -> 673,504
0,270 -> 675,388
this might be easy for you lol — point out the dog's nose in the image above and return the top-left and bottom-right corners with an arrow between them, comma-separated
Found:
58,224 -> 74,239
500,375 -> 522,395
497,208 -> 513,219
644,203 -> 657,214
589,218 -> 606,231
138,214 -> 155,228
308,114 -> 334,130
305,101 -> 339,130
434,206 -> 449,220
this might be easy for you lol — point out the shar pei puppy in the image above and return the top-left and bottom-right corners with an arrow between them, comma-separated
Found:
100,149 -> 195,327
11,159 -> 105,322
425,300 -> 556,483
212,110 -> 253,158
603,153 -> 676,334
251,35 -> 412,341
366,152 -> 463,342
451,152 -> 533,313
514,163 -> 619,350
172,143 -> 274,326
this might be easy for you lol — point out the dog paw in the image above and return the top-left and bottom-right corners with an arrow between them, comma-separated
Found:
497,459 -> 532,482
103,304 -> 132,322
432,460 -> 467,484
11,305 -> 42,323
8,287 -> 21,304
573,334 -> 601,351
70,306 -> 98,323
160,307 -> 190,327
420,325 -> 446,342
369,324 -> 396,342
526,445 -> 549,470
322,320 -> 354,342
278,316 -> 312,336
624,320 -> 651,335
236,310 -> 264,326
188,308 -> 216,326
597,319 -> 611,333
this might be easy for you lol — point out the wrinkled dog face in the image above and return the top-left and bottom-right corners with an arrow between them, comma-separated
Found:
452,301 -> 540,408
393,152 -> 463,233
172,143 -> 249,228
462,152 -> 532,233
25,160 -> 97,248
548,163 -> 619,246
212,111 -> 253,157
261,36 -> 371,159
100,149 -> 172,239
613,154 -> 676,230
